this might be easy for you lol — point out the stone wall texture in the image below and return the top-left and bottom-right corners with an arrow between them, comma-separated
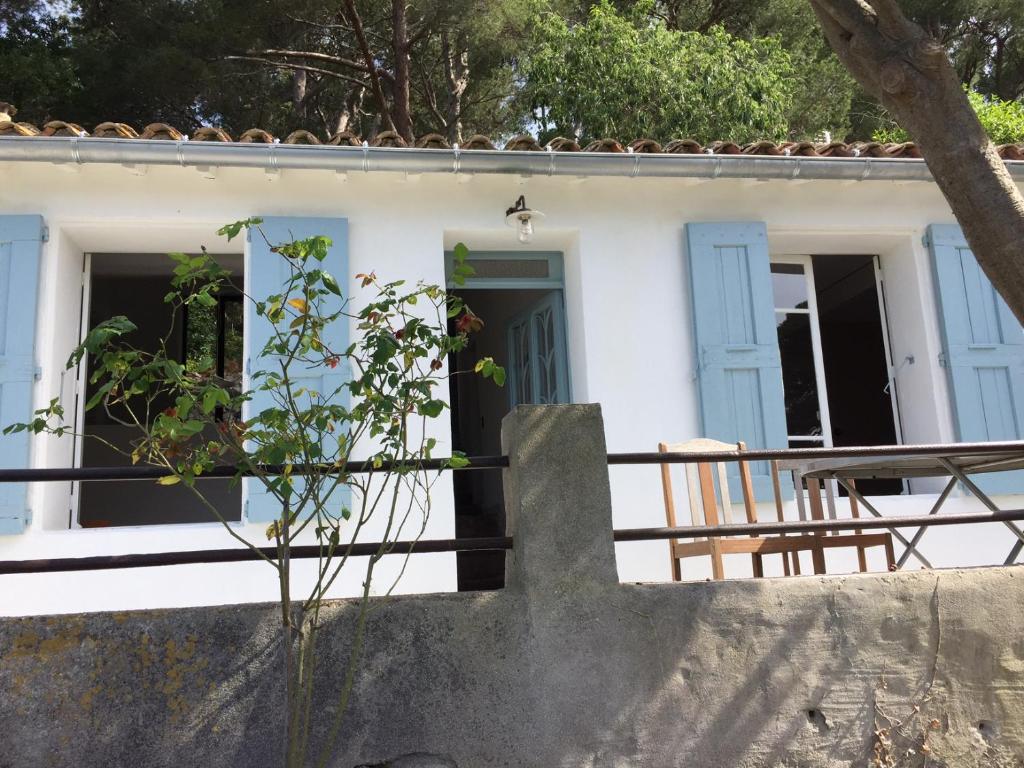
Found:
2,405 -> 1023,768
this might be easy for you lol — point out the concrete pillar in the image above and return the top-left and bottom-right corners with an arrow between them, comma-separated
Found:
500,403 -> 619,595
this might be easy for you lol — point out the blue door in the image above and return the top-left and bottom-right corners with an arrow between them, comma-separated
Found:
506,291 -> 570,407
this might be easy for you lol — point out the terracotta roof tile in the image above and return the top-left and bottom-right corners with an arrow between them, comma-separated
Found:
0,121 -> 40,136
884,142 -> 921,158
93,122 -> 139,138
239,128 -> 275,143
1,105 -> 1022,165
783,141 -> 819,156
192,126 -> 233,142
663,139 -> 704,154
327,130 -> 361,146
997,144 -> 1024,161
816,141 -> 856,157
42,120 -> 87,137
415,133 -> 449,149
547,136 -> 580,152
504,134 -> 542,151
743,140 -> 784,156
849,141 -> 888,157
583,138 -> 625,152
460,134 -> 495,150
283,129 -> 320,145
630,138 -> 662,153
709,140 -> 742,154
371,130 -> 407,148
140,123 -> 184,141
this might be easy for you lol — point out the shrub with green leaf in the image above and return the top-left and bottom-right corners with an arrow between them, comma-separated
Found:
9,224 -> 502,766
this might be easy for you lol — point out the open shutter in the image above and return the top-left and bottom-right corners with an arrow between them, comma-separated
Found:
686,222 -> 788,500
927,223 -> 1024,495
0,216 -> 44,535
245,217 -> 350,523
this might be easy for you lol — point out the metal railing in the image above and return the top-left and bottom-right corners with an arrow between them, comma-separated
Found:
2,440 -> 1024,575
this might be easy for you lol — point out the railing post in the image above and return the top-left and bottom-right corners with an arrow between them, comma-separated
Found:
501,404 -> 619,595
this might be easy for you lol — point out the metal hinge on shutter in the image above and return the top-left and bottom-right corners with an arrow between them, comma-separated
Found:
41,225 -> 50,243
938,351 -> 948,368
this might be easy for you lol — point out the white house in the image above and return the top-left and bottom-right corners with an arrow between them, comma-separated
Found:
2,118 -> 1024,616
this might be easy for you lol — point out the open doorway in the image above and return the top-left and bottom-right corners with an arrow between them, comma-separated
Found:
446,251 -> 570,590
772,254 -> 902,495
73,253 -> 244,527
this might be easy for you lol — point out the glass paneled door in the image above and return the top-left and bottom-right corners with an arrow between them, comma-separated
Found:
506,291 -> 570,407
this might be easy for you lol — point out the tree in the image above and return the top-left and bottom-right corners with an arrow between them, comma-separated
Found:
875,89 -> 1024,145
10,224 -> 503,765
808,0 -> 1024,324
524,0 -> 796,144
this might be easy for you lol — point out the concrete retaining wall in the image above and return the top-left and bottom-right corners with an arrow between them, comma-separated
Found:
2,405 -> 1023,767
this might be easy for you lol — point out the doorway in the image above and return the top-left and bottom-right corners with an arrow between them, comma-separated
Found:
446,251 -> 570,590
771,254 -> 902,495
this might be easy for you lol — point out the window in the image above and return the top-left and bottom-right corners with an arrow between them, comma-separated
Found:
74,253 -> 245,527
771,254 -> 902,494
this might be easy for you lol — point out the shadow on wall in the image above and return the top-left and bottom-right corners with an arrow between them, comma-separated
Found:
1,405 -> 1021,768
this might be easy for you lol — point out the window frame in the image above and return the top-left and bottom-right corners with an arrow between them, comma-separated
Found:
771,254 -> 833,448
771,253 -> 905,452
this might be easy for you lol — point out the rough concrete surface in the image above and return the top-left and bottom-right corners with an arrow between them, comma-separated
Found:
2,405 -> 1023,768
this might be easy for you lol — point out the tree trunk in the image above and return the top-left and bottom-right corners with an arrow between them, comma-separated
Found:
335,84 -> 365,135
391,0 -> 414,143
292,68 -> 307,120
809,0 -> 1024,324
442,30 -> 468,145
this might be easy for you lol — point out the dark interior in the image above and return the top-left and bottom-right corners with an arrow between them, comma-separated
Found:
812,254 -> 902,496
449,288 -> 553,591
78,254 -> 243,527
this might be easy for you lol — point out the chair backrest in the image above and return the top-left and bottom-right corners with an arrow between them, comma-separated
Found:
658,438 -> 759,531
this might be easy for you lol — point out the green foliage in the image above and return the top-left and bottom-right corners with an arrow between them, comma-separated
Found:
874,90 -> 1024,145
523,0 -> 795,143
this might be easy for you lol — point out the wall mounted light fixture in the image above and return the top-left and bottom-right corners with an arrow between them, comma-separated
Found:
505,195 -> 544,244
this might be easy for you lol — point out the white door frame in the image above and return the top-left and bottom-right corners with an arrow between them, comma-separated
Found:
69,252 -> 92,529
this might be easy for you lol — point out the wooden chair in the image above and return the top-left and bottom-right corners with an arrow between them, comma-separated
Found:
659,438 -> 808,580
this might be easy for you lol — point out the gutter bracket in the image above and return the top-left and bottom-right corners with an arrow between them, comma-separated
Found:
860,158 -> 872,182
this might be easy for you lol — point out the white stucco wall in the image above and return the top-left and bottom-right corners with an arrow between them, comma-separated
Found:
0,160 -> 1021,615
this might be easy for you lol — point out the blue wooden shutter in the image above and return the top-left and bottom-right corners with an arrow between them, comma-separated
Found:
0,216 -> 44,534
686,222 -> 788,500
245,217 -> 350,523
927,223 -> 1024,494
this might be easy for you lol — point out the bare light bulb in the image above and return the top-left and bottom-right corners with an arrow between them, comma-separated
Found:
517,216 -> 534,244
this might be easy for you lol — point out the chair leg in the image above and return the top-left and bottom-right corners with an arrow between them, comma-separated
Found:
752,553 -> 764,578
710,538 -> 725,580
671,555 -> 682,582
884,535 -> 896,571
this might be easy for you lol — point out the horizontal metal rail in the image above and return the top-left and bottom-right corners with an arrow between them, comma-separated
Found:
6,511 -> 1024,575
0,455 -> 510,483
4,440 -> 1024,483
607,440 -> 1024,465
0,535 -> 514,575
612,508 -> 1024,542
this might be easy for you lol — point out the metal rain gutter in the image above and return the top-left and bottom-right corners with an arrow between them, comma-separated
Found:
2,135 -> 1021,182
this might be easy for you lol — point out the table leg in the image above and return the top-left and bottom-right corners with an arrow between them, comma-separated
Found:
895,478 -> 956,569
833,477 -> 933,569
937,458 -> 1024,565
